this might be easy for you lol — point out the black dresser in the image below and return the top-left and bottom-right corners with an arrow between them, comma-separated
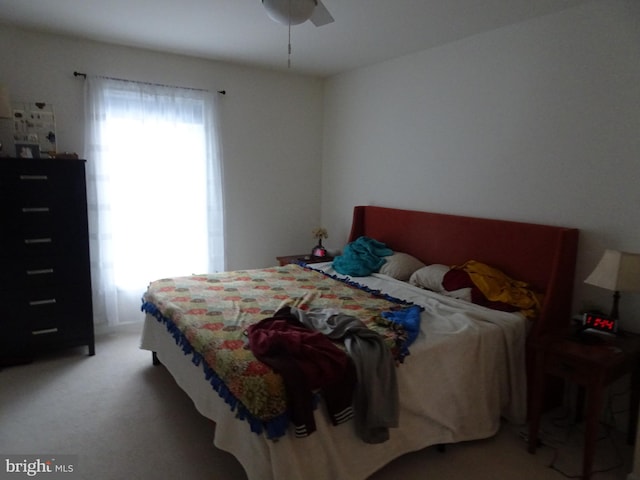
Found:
0,158 -> 95,366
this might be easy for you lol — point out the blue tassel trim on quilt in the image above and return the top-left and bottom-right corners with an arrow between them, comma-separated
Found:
141,300 -> 290,440
141,265 -> 423,438
302,263 -> 422,310
301,263 -> 424,360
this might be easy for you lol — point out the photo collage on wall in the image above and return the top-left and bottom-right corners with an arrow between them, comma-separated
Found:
12,101 -> 57,158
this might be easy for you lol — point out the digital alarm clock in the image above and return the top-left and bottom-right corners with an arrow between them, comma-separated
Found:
582,312 -> 618,334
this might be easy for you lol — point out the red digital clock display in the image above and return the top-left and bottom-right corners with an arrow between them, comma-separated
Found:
583,312 -> 618,333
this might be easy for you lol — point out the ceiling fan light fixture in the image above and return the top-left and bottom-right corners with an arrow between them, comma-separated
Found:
262,0 -> 317,26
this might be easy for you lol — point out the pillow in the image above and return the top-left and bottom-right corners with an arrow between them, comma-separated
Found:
409,264 -> 449,291
378,252 -> 426,281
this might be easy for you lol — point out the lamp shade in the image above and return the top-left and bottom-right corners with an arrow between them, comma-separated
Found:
262,0 -> 316,26
0,85 -> 11,119
585,249 -> 640,292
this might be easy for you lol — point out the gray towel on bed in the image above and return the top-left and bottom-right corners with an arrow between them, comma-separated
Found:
291,307 -> 399,444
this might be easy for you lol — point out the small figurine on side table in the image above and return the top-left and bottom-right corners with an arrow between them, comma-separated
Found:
311,227 -> 328,258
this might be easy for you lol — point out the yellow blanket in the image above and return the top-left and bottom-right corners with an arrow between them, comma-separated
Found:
455,260 -> 542,318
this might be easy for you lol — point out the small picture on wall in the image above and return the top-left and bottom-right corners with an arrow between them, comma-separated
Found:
15,143 -> 40,159
12,101 -> 57,156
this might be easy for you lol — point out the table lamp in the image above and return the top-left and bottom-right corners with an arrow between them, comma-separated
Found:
584,249 -> 640,320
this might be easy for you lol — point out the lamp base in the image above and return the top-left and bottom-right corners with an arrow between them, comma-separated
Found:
311,244 -> 328,258
610,290 -> 620,320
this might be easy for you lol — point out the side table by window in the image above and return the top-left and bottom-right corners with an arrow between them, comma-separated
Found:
528,332 -> 640,479
277,254 -> 334,267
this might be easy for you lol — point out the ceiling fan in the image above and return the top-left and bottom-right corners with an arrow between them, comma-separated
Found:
262,0 -> 334,27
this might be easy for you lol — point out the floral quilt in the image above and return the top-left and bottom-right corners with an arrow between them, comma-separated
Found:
141,264 -> 414,439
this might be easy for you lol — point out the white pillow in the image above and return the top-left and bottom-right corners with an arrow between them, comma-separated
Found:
378,252 -> 426,281
409,264 -> 449,291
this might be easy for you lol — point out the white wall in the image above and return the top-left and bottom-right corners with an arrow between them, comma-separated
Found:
321,0 -> 640,331
0,25 -> 324,270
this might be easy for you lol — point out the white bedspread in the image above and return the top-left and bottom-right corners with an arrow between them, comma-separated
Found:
140,263 -> 527,480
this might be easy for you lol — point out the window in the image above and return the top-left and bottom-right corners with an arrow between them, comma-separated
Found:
84,77 -> 225,326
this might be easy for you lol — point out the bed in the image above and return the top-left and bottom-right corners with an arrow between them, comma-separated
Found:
140,205 -> 579,480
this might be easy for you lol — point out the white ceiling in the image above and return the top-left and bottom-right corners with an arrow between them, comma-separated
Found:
0,0 -> 590,77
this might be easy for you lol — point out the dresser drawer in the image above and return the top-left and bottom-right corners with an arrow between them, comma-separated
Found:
0,203 -> 84,231
0,314 -> 89,357
29,309 -> 93,347
0,236 -> 88,258
0,224 -> 88,257
0,160 -> 86,204
0,255 -> 89,289
0,285 -> 92,339
1,214 -> 87,244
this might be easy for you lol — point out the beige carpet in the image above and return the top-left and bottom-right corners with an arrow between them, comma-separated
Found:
0,323 -> 634,480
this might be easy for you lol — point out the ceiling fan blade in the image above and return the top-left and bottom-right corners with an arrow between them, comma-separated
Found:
310,0 -> 334,26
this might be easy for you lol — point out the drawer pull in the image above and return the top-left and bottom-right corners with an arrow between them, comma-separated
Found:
24,238 -> 52,244
32,328 -> 58,336
22,207 -> 50,213
26,268 -> 54,275
29,298 -> 56,306
20,174 -> 49,181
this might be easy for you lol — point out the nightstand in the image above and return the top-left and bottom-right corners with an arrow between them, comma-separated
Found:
276,254 -> 333,266
528,332 -> 640,479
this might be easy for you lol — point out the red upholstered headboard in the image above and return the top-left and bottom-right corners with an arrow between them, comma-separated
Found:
348,205 -> 579,342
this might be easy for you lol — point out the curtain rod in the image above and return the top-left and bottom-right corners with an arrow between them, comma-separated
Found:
73,71 -> 226,95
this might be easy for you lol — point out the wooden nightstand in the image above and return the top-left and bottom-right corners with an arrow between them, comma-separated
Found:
528,332 -> 640,479
276,254 -> 334,266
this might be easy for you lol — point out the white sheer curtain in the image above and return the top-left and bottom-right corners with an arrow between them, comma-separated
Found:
84,77 -> 225,327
